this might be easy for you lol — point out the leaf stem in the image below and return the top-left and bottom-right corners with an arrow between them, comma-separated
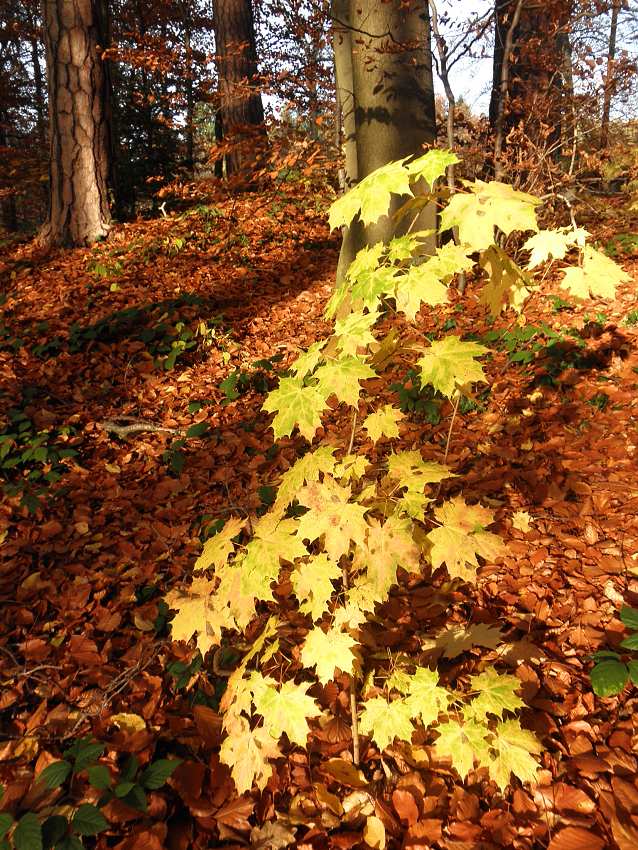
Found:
435,392 -> 460,500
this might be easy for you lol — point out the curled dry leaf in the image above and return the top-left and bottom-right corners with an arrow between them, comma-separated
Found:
547,826 -> 605,850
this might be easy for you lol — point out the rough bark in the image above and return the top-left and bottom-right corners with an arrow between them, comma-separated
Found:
600,0 -> 621,149
39,0 -> 112,248
332,0 -> 436,283
212,0 -> 266,175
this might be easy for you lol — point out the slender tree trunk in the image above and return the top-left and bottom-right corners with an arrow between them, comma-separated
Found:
39,0 -> 112,248
493,0 -> 524,180
31,36 -> 47,146
332,0 -> 437,282
600,0 -> 620,149
212,0 -> 267,175
0,116 -> 18,232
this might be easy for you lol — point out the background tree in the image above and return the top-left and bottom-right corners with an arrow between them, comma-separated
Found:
39,0 -> 112,247
212,0 -> 266,175
332,0 -> 437,281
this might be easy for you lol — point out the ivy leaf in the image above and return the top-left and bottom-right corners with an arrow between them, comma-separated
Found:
273,446 -> 336,513
404,667 -> 450,727
355,515 -> 420,603
334,310 -> 378,356
417,336 -> 488,398
434,719 -> 491,779
363,405 -> 404,443
328,159 -> 412,229
262,376 -> 328,441
479,245 -> 531,315
296,477 -> 369,561
440,180 -> 540,251
289,340 -> 327,378
394,265 -> 448,321
314,356 -> 376,407
253,679 -> 321,746
561,245 -> 630,300
291,553 -> 341,621
301,626 -> 358,684
359,697 -> 414,751
194,517 -> 244,574
427,496 -> 505,581
523,226 -> 587,268
386,450 -> 452,493
242,514 -> 308,601
489,719 -> 542,791
165,576 -> 231,655
219,715 -> 281,794
407,149 -> 460,186
466,669 -> 525,720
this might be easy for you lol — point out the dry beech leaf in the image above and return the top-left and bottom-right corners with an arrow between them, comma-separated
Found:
611,816 -> 638,850
249,820 -> 296,850
391,789 -> 419,826
319,758 -> 368,788
612,776 -> 638,814
547,826 -> 605,850
363,815 -> 385,850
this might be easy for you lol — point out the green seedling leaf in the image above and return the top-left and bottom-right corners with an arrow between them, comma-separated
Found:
591,659 -> 629,696
407,149 -> 459,185
37,760 -> 72,789
620,607 -> 638,630
71,805 -> 107,836
87,764 -> 111,790
41,816 -> 67,850
186,421 -> 209,438
467,669 -> 525,719
314,356 -> 376,407
139,759 -> 181,790
13,813 -> 42,850
620,633 -> 638,650
328,159 -> 412,229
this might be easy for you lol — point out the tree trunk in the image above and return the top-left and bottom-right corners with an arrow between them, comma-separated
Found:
39,0 -> 112,248
600,0 -> 620,149
212,0 -> 267,175
332,0 -> 436,282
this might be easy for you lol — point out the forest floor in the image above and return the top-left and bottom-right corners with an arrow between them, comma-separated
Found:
1,181 -> 638,850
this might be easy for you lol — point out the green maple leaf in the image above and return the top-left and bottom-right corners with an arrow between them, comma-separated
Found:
350,265 -> 398,312
242,514 -> 307,601
301,625 -> 358,684
346,243 -> 385,280
440,180 -> 539,251
325,279 -> 350,319
394,264 -> 449,321
329,159 -> 412,229
334,310 -> 378,355
417,335 -> 488,398
407,149 -> 460,186
253,679 -> 321,746
355,515 -> 420,602
359,697 -> 414,750
427,496 -> 505,581
479,245 -> 531,316
166,576 -> 232,655
214,561 -> 257,631
404,667 -> 450,727
466,669 -> 525,720
523,226 -> 587,268
314,356 -> 376,407
561,245 -> 630,300
434,719 -> 492,779
386,450 -> 452,493
363,405 -> 404,443
395,489 -> 431,522
219,715 -> 281,794
489,719 -> 542,790
291,553 -> 341,621
273,446 -> 336,513
296,476 -> 369,560
386,231 -> 433,263
422,242 -> 475,280
334,453 -> 369,482
193,517 -> 244,574
289,340 -> 327,378
262,376 -> 328,441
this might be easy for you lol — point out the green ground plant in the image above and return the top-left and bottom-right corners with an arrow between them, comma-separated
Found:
165,150 -> 627,803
